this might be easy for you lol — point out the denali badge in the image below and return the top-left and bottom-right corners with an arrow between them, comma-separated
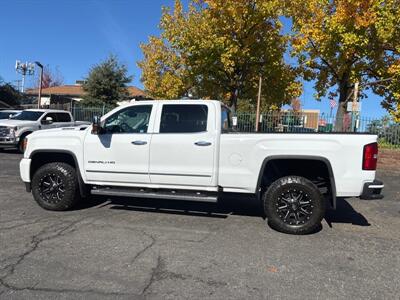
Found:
88,160 -> 116,164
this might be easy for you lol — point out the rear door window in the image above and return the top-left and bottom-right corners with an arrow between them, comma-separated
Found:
159,104 -> 208,133
56,113 -> 72,122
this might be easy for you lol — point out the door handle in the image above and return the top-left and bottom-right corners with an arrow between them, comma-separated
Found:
194,141 -> 212,146
131,140 -> 147,145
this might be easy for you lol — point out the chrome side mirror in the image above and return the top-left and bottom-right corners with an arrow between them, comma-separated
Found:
41,116 -> 53,125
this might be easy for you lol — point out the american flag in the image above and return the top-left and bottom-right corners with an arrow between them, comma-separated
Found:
329,99 -> 337,108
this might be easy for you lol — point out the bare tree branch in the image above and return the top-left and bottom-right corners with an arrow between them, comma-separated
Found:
308,38 -> 340,80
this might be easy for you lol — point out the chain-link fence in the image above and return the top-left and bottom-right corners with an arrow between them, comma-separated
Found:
236,111 -> 376,133
71,105 -> 114,122
235,111 -> 400,148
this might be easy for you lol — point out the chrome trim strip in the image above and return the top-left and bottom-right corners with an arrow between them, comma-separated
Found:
86,170 -> 148,175
368,184 -> 384,189
86,170 -> 211,177
151,172 -> 211,178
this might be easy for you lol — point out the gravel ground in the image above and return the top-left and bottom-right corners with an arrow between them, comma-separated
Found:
0,150 -> 399,299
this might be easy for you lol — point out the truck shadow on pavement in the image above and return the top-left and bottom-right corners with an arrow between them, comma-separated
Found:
78,194 -> 262,219
0,148 -> 20,154
77,194 -> 371,228
325,198 -> 370,227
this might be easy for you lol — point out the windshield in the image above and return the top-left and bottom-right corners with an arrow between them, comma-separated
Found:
0,111 -> 19,119
11,111 -> 44,121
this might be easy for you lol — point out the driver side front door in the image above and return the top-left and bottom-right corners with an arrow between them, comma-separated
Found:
83,104 -> 155,184
39,113 -> 57,130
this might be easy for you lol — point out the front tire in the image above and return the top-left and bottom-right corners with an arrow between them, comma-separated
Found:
32,162 -> 80,211
263,176 -> 325,235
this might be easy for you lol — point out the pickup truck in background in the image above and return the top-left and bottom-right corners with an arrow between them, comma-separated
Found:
0,109 -> 22,120
0,109 -> 89,153
19,100 -> 384,234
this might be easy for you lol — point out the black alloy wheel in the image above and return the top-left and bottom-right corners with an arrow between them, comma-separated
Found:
32,162 -> 80,211
263,176 -> 325,235
39,173 -> 66,204
275,188 -> 314,225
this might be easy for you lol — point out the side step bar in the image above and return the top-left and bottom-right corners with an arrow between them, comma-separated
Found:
91,187 -> 218,203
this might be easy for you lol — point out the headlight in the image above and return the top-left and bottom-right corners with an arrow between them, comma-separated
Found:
0,127 -> 16,139
9,127 -> 17,137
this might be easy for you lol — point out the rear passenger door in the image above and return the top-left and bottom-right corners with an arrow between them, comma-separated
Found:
149,103 -> 216,186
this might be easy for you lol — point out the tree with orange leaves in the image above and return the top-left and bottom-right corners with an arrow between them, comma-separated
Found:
288,0 -> 400,125
139,0 -> 301,113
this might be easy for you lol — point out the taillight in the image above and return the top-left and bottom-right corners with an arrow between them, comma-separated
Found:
363,142 -> 378,170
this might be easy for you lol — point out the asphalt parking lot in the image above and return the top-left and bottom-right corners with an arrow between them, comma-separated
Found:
0,150 -> 399,299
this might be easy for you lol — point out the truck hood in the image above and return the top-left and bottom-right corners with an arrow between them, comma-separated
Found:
25,125 -> 90,158
29,125 -> 90,136
0,119 -> 38,127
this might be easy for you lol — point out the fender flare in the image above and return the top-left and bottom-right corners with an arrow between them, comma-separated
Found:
29,149 -> 88,197
18,130 -> 33,140
256,155 -> 337,209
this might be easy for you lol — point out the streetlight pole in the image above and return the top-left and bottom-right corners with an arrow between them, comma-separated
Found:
35,62 -> 43,109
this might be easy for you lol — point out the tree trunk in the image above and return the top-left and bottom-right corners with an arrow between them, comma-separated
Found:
335,80 -> 352,132
229,88 -> 238,114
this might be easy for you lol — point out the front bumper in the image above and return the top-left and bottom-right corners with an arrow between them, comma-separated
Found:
0,136 -> 18,147
20,158 -> 31,186
360,179 -> 384,200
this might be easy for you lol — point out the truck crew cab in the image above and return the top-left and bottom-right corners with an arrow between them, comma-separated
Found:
20,100 -> 383,234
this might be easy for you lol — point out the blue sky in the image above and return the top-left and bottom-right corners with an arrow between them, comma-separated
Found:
0,0 -> 387,118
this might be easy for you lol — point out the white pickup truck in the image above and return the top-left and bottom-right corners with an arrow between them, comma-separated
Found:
0,109 -> 88,152
19,100 -> 384,234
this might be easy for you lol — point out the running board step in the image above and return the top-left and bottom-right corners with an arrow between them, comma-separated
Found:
91,187 -> 218,203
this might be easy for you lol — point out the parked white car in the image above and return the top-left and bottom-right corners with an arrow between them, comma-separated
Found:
19,100 -> 383,234
0,109 -> 22,120
0,109 -> 89,152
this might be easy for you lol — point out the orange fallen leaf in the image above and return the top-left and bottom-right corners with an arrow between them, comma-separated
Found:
267,266 -> 278,273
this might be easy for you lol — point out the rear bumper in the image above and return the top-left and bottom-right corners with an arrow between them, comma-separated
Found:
360,179 -> 384,200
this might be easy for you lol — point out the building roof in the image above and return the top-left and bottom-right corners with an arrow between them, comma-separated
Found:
25,85 -> 146,98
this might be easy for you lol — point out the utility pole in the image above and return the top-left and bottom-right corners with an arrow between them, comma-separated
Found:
35,62 -> 44,108
352,82 -> 359,108
13,80 -> 22,92
255,75 -> 262,132
352,81 -> 359,132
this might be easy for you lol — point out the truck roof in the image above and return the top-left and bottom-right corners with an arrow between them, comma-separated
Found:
24,109 -> 71,113
128,99 -> 222,105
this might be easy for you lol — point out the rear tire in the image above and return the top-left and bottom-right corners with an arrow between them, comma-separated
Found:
32,162 -> 80,211
263,176 -> 325,235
